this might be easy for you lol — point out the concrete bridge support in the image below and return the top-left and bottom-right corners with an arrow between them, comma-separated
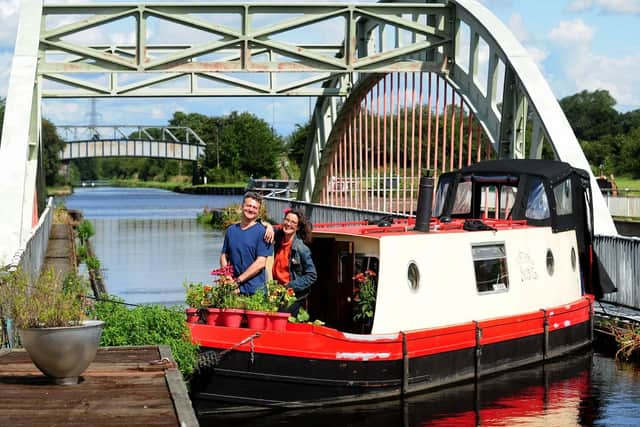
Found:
0,0 -> 42,266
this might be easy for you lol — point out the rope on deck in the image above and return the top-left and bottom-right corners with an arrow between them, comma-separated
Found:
197,332 -> 261,371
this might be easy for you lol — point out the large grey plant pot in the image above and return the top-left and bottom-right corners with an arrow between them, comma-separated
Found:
18,320 -> 105,385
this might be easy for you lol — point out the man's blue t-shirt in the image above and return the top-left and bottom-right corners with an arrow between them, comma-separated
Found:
221,222 -> 273,294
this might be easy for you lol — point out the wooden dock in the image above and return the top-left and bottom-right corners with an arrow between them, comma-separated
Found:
0,345 -> 198,426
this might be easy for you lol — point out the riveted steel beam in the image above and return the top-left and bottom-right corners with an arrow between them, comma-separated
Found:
38,2 -> 449,98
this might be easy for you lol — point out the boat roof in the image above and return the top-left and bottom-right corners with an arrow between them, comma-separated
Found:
313,218 -> 532,239
455,159 -> 589,185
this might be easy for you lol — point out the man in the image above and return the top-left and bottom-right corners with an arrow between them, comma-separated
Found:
220,192 -> 273,294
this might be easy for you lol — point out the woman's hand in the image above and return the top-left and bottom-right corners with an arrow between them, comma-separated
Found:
263,222 -> 275,244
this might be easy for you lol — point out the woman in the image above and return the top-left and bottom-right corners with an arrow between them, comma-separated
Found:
272,208 -> 317,316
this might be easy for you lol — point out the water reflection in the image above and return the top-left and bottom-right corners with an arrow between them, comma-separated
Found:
202,353 -> 597,427
90,218 -> 223,305
63,187 -> 241,305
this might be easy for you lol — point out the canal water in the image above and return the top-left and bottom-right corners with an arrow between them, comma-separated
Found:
64,186 -> 241,306
63,187 -> 640,427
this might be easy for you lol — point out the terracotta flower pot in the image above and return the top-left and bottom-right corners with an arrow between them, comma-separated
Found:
220,308 -> 245,328
185,308 -> 200,323
205,308 -> 222,326
245,310 -> 267,330
267,312 -> 290,331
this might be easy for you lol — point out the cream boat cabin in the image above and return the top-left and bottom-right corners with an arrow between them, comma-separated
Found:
189,159 -> 614,413
321,225 -> 584,334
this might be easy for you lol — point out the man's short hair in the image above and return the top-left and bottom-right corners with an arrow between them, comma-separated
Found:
243,191 -> 263,206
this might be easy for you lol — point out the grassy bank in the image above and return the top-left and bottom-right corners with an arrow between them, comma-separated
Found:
46,185 -> 73,196
95,178 -> 247,192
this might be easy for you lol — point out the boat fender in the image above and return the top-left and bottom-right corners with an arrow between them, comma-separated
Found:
463,219 -> 496,231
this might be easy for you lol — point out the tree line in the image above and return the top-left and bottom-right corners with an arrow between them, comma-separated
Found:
0,89 -> 639,187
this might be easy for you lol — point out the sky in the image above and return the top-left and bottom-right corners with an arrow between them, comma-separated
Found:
0,0 -> 639,137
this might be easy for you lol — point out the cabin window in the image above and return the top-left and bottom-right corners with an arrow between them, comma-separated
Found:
433,182 -> 450,217
355,254 -> 379,279
525,179 -> 550,220
472,244 -> 509,293
553,178 -> 573,215
546,249 -> 555,275
478,184 -> 517,219
452,181 -> 472,214
407,262 -> 420,290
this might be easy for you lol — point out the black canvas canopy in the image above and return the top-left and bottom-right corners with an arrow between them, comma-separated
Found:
435,159 -> 615,299
458,159 -> 590,186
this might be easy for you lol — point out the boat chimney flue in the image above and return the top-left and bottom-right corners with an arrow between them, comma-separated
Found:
414,169 -> 433,232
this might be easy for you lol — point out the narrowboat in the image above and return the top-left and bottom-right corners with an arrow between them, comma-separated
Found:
189,159 -> 614,414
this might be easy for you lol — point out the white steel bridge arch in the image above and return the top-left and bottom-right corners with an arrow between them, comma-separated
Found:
301,0 -> 615,236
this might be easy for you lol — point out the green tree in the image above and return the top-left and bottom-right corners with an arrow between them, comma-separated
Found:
42,118 -> 66,185
620,109 -> 640,134
559,90 -> 620,141
72,158 -> 99,181
221,111 -> 283,178
286,122 -> 310,168
615,128 -> 640,178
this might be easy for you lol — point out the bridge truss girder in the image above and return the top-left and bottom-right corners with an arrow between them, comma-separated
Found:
38,2 -> 451,98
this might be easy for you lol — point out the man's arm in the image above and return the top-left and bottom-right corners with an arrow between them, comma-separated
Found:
236,256 -> 267,284
220,253 -> 228,268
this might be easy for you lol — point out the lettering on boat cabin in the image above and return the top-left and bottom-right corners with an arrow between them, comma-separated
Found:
517,251 -> 539,283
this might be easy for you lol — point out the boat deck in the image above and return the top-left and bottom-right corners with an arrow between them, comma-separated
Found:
0,345 -> 197,426
313,217 -> 531,236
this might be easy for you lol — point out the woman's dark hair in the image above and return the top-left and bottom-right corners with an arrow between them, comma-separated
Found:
284,208 -> 313,244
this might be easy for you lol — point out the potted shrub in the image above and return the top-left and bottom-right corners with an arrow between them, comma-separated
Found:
184,281 -> 205,323
352,269 -> 377,333
265,280 -> 296,331
219,292 -> 245,328
244,291 -> 269,330
0,268 -> 104,385
210,265 -> 242,327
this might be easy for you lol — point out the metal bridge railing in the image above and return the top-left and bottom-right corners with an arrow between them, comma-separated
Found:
595,234 -> 640,309
264,196 -> 408,226
603,195 -> 640,218
5,197 -> 54,280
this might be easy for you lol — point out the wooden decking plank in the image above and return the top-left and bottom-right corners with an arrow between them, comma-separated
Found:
0,346 -> 196,426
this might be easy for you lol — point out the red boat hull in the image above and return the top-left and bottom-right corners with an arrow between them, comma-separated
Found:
189,296 -> 593,413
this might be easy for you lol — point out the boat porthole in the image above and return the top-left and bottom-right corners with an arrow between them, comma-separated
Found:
570,247 -> 576,271
407,262 -> 420,290
546,249 -> 554,276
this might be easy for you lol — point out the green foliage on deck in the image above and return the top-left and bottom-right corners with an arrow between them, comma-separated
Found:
94,296 -> 198,379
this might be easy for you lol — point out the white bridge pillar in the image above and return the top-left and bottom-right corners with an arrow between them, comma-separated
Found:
0,0 -> 42,266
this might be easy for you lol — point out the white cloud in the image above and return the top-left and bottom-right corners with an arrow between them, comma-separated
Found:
546,18 -> 640,109
505,14 -> 549,69
563,51 -> 640,109
566,0 -> 594,12
506,13 -> 530,43
0,0 -> 18,47
596,0 -> 640,14
566,0 -> 640,14
548,19 -> 594,46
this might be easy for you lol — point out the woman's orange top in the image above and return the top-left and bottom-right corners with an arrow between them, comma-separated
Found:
273,237 -> 292,284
